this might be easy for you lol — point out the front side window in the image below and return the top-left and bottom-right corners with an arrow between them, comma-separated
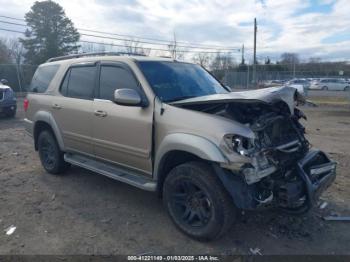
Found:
30,64 -> 60,93
63,66 -> 96,99
99,65 -> 139,101
138,61 -> 228,102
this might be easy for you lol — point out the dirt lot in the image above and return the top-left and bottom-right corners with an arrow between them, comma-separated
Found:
0,98 -> 349,255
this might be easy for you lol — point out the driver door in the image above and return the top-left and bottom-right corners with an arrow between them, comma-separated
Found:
92,62 -> 153,175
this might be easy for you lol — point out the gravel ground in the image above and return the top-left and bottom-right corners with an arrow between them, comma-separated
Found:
0,99 -> 349,255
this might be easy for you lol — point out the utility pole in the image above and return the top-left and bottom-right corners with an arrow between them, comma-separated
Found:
253,18 -> 257,87
293,57 -> 296,78
173,31 -> 177,59
241,44 -> 245,65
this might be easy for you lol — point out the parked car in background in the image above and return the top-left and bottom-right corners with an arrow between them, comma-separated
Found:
261,79 -> 286,88
309,78 -> 350,91
0,79 -> 17,118
287,78 -> 311,90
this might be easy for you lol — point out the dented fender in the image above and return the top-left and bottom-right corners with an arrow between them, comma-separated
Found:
153,133 -> 228,180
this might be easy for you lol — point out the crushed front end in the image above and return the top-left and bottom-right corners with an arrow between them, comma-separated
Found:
216,101 -> 336,213
172,87 -> 336,214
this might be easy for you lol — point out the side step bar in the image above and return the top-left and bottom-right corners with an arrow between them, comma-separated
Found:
64,153 -> 157,192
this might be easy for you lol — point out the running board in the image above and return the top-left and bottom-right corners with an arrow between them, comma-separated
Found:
64,153 -> 157,192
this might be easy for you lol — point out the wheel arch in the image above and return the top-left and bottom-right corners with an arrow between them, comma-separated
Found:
154,133 -> 228,196
33,111 -> 65,151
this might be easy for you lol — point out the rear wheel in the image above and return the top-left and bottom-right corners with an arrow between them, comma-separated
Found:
6,109 -> 16,118
163,162 -> 236,241
322,86 -> 328,90
38,130 -> 69,174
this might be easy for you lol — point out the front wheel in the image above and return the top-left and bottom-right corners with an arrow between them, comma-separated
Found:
38,130 -> 69,174
344,86 -> 350,91
163,162 -> 236,241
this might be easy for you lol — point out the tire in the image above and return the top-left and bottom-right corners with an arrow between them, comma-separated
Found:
345,86 -> 350,91
38,130 -> 69,174
163,161 -> 236,241
322,86 -> 328,90
6,109 -> 16,118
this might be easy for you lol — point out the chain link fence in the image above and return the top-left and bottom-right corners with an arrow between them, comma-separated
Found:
0,64 -> 38,94
218,64 -> 350,89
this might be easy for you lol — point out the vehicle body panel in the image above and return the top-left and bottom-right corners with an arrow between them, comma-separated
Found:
170,86 -> 298,113
25,55 -> 336,215
92,99 -> 154,175
0,85 -> 17,114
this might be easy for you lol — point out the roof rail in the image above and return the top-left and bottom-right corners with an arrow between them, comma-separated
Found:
46,51 -> 146,63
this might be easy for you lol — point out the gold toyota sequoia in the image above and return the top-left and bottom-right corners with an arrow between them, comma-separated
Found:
24,52 -> 336,241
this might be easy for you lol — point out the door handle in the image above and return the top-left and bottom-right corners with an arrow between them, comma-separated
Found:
94,110 -> 107,117
52,104 -> 62,110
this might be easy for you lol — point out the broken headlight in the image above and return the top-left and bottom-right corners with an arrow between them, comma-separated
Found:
221,134 -> 255,156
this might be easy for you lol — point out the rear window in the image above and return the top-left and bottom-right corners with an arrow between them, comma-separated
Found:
30,64 -> 60,93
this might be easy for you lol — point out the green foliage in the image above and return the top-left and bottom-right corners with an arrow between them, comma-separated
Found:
20,0 -> 80,64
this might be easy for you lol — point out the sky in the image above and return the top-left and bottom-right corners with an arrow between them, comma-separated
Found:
0,0 -> 349,62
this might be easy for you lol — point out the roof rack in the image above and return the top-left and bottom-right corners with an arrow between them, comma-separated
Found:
46,51 -> 146,63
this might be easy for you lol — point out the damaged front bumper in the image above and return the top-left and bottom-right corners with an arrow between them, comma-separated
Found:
215,150 -> 336,213
297,150 -> 337,205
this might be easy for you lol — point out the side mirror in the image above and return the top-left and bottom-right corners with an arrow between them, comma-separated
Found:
114,88 -> 142,106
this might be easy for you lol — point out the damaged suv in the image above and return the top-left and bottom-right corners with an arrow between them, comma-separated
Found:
24,53 -> 336,241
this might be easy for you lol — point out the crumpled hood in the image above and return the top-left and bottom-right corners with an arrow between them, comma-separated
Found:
170,86 -> 299,113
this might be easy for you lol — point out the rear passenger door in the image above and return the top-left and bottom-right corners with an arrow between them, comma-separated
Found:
51,63 -> 97,156
92,62 -> 153,175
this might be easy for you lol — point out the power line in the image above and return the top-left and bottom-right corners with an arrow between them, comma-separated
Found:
0,27 -> 239,54
0,14 -> 246,50
0,15 -> 25,21
78,28 -> 243,49
79,39 -> 238,54
0,20 -> 26,27
80,33 -> 241,51
0,19 -> 241,51
0,27 -> 24,34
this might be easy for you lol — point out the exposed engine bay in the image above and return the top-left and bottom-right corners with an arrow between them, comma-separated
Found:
174,96 -> 336,214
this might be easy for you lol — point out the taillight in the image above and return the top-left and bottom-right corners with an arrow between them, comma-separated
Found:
24,98 -> 29,112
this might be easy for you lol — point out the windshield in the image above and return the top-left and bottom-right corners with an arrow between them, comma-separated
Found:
138,61 -> 228,102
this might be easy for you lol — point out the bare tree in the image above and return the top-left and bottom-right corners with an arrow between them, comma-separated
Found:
210,52 -> 235,71
308,57 -> 322,64
280,53 -> 299,65
0,38 -> 24,92
80,42 -> 106,53
280,52 -> 299,77
0,38 -> 12,63
192,52 -> 210,69
210,52 -> 235,81
6,38 -> 24,65
124,38 -> 150,55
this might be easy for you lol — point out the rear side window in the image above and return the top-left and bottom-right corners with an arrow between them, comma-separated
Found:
99,66 -> 139,101
30,64 -> 60,93
61,66 -> 96,99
